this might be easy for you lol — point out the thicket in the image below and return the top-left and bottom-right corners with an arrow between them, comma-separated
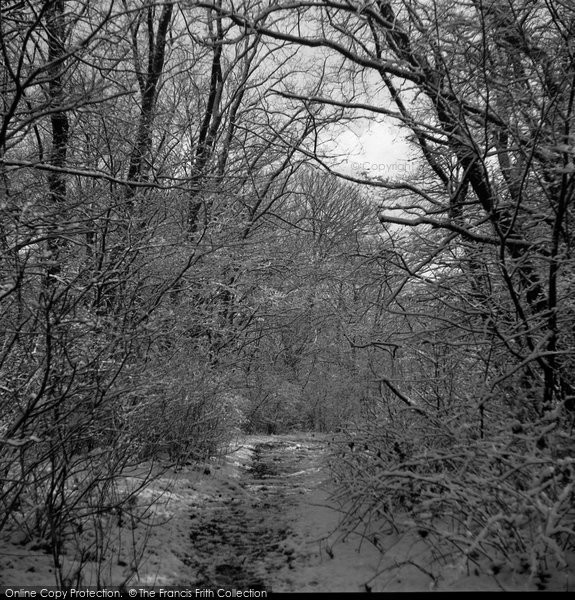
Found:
1,0 -> 574,588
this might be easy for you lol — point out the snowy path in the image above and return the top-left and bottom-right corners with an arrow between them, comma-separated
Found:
185,435 -> 342,591
174,433 -> 423,593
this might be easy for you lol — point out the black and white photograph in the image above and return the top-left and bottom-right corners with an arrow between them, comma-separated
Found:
0,0 -> 574,593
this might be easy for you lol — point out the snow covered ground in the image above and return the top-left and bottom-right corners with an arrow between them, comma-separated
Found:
1,433 -> 573,592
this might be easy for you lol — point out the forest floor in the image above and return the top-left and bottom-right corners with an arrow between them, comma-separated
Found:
1,433 -> 573,592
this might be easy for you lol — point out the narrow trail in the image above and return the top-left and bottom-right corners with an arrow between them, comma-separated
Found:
146,433 -> 568,592
185,435 -> 338,591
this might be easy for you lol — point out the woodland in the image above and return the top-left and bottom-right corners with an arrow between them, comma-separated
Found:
0,0 -> 574,589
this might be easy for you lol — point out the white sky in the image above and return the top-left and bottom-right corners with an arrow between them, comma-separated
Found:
325,119 -> 414,178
